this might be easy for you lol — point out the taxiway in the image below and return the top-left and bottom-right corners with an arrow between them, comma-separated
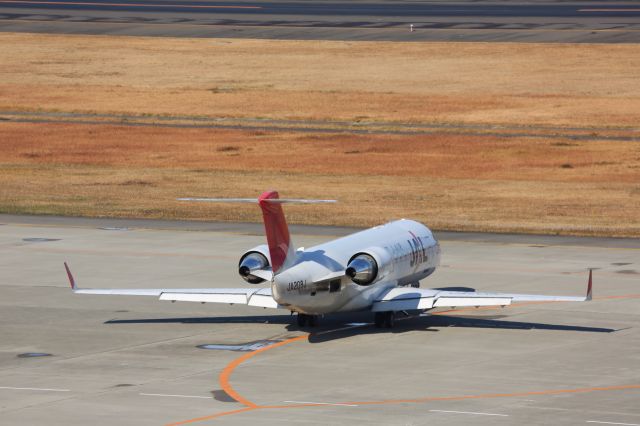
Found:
1,215 -> 639,425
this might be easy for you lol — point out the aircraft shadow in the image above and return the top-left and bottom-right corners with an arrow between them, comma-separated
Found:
106,314 -> 293,325
106,312 -> 615,344
307,314 -> 616,343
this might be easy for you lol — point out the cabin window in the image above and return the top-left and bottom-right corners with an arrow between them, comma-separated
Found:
329,279 -> 341,293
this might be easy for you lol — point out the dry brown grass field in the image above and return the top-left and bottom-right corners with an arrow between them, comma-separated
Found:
1,33 -> 639,236
1,33 -> 640,126
2,122 -> 639,236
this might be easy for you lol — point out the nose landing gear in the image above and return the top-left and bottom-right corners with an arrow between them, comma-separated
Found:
374,311 -> 395,328
296,313 -> 318,327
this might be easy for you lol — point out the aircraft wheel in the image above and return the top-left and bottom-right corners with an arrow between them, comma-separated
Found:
374,312 -> 385,328
296,313 -> 308,327
384,311 -> 395,328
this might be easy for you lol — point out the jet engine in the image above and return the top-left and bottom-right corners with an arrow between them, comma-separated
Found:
238,245 -> 271,284
345,247 -> 392,286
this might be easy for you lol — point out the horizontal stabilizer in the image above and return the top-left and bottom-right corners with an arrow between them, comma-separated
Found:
180,191 -> 336,275
177,197 -> 336,204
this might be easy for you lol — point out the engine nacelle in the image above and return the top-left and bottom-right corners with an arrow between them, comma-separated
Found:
345,247 -> 392,286
238,244 -> 271,284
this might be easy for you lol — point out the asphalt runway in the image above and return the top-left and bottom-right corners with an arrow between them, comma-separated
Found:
1,0 -> 639,42
1,215 -> 639,425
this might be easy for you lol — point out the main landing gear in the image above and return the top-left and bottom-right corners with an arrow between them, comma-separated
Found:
296,313 -> 318,327
374,311 -> 395,328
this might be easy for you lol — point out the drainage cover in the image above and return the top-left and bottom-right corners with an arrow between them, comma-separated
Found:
22,238 -> 60,243
18,352 -> 52,358
197,340 -> 281,352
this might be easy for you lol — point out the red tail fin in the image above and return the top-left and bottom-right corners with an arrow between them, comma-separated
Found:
258,191 -> 295,274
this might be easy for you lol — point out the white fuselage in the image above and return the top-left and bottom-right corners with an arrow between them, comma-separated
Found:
271,219 -> 440,314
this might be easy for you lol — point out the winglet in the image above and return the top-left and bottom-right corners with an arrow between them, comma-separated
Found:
64,262 -> 76,291
586,269 -> 593,301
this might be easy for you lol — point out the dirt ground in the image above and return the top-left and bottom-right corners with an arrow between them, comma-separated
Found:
2,122 -> 638,236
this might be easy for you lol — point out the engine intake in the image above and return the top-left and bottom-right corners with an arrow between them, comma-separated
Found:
238,251 -> 269,284
346,254 -> 378,286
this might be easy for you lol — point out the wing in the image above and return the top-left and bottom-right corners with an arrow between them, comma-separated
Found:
64,262 -> 280,309
372,272 -> 593,312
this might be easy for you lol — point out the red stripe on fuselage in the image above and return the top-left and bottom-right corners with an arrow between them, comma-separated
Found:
258,191 -> 291,274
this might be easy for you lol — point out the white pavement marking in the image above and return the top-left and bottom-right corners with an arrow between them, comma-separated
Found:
0,386 -> 70,392
139,393 -> 213,399
429,409 -> 509,417
284,400 -> 358,407
587,421 -> 640,426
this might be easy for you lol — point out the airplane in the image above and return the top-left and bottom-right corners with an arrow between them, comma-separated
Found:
64,190 -> 592,328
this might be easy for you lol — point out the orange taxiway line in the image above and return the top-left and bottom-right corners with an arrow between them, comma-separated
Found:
164,407 -> 259,426
167,295 -> 640,424
165,335 -> 308,426
336,383 -> 640,407
596,294 -> 640,300
167,383 -> 640,424
218,334 -> 308,408
0,0 -> 262,8
260,383 -> 640,408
